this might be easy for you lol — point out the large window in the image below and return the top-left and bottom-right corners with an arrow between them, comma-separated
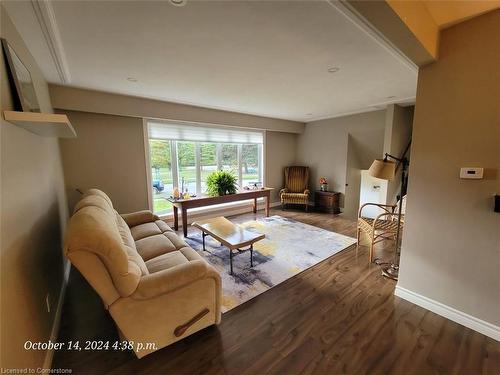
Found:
149,140 -> 173,213
147,120 -> 264,215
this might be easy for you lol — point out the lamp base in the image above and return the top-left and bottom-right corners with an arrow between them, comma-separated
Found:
381,263 -> 399,280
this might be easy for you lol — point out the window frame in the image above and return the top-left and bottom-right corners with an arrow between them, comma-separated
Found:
143,119 -> 266,217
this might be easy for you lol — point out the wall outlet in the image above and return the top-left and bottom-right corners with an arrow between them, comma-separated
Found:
45,294 -> 51,313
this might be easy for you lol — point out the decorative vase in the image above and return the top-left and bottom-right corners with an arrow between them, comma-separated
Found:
320,183 -> 328,192
173,187 -> 180,199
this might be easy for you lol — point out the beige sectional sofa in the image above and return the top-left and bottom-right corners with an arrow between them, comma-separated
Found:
64,189 -> 221,358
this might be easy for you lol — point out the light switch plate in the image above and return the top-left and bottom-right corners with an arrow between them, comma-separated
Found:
460,167 -> 483,179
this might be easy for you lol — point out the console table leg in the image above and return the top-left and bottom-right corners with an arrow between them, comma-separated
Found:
230,250 -> 233,275
182,208 -> 188,237
253,198 -> 257,213
173,206 -> 179,231
265,194 -> 270,217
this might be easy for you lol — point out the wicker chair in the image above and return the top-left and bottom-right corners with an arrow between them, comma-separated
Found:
357,196 -> 406,262
279,166 -> 310,212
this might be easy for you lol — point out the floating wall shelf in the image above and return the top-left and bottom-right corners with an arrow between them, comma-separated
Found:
2,110 -> 76,138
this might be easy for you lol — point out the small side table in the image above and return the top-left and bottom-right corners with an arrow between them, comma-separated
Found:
314,191 -> 341,214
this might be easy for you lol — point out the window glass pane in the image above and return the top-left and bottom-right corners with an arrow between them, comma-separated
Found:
200,143 -> 217,194
221,144 -> 238,174
242,144 -> 260,187
177,141 -> 196,196
149,140 -> 173,214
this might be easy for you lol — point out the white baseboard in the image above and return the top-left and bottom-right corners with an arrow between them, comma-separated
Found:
395,285 -> 500,341
43,259 -> 71,369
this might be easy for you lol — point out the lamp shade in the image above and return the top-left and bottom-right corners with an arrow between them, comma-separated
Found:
368,159 -> 396,180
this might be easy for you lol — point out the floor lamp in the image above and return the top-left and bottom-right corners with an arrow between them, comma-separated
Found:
368,153 -> 408,280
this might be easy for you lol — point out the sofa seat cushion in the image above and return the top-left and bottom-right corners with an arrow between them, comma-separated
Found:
131,222 -> 162,241
135,234 -> 177,261
145,247 -> 203,273
145,251 -> 187,273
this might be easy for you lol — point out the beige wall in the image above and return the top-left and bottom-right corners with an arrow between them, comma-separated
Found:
59,111 -> 148,213
265,131 -> 297,203
50,85 -> 305,134
0,7 -> 68,369
398,11 -> 500,326
296,110 -> 386,216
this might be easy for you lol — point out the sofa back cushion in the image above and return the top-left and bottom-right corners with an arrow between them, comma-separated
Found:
65,190 -> 148,299
115,214 -> 149,275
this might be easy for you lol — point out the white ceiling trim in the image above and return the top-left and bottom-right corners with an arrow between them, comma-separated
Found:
330,0 -> 418,74
368,95 -> 416,109
307,95 -> 415,123
30,0 -> 71,83
307,106 -> 385,123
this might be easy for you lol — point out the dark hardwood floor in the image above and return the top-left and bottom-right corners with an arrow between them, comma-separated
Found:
53,209 -> 500,374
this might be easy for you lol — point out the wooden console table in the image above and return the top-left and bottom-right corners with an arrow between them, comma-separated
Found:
168,188 -> 273,237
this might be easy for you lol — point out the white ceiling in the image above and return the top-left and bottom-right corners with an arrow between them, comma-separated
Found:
3,0 -> 417,122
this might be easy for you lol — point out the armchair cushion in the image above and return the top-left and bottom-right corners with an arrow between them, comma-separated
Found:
280,192 -> 309,204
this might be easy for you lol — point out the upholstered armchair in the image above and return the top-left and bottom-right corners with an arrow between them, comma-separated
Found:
280,166 -> 310,211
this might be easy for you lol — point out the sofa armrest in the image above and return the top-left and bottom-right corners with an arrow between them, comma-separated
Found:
121,210 -> 160,227
304,189 -> 310,196
279,188 -> 288,196
132,260 -> 209,299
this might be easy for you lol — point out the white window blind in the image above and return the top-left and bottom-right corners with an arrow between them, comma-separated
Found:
148,120 -> 264,144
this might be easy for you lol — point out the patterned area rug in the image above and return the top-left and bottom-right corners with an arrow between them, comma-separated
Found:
185,215 -> 357,312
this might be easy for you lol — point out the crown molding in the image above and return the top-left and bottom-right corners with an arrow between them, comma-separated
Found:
305,96 -> 415,123
30,0 -> 71,83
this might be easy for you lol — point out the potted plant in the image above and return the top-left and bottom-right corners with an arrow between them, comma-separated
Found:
206,170 -> 238,196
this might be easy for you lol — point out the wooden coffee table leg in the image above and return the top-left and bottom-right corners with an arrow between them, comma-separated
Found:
250,244 -> 253,267
202,232 -> 206,251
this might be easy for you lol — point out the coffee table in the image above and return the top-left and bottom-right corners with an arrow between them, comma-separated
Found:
192,217 -> 265,275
